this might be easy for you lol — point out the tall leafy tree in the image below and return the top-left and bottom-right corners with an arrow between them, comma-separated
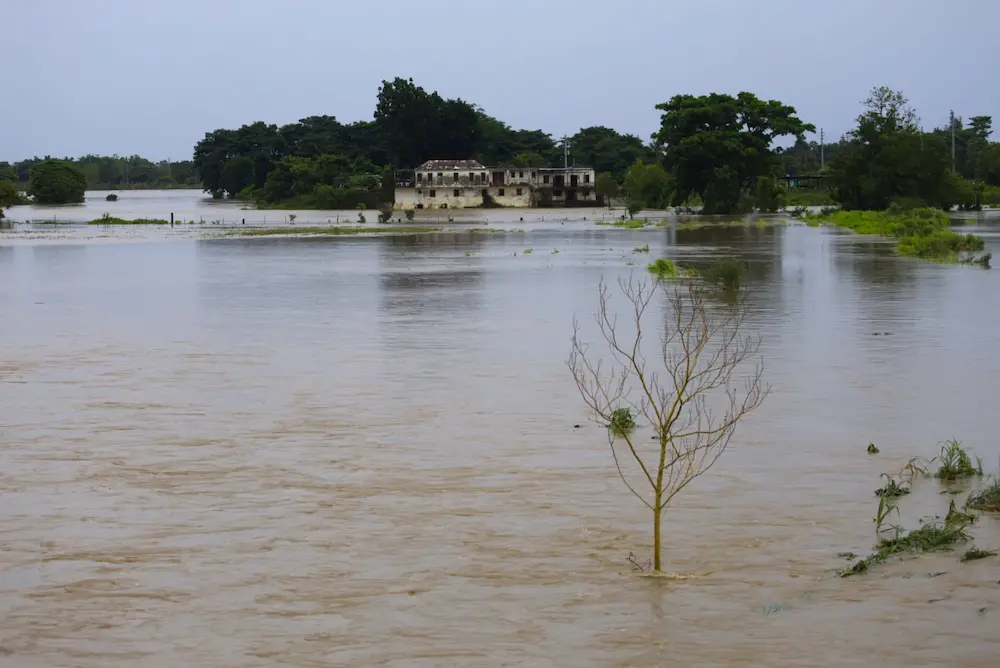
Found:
830,87 -> 956,210
29,159 -> 88,204
374,78 -> 480,167
654,92 -> 813,213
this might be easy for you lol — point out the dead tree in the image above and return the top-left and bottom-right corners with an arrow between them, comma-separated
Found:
568,276 -> 768,573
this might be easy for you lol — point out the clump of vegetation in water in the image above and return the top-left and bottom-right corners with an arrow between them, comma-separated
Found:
404,208 -> 415,221
608,407 -> 636,433
105,193 -> 118,201
612,219 -> 649,229
633,244 -> 649,253
804,208 -> 986,263
699,258 -> 744,291
522,248 -> 533,254
961,547 -> 997,562
357,212 -> 366,224
966,475 -> 1000,512
647,258 -> 678,278
874,473 -> 910,498
867,442 -> 880,454
88,214 -> 168,225
377,205 -> 394,224
933,440 -> 983,480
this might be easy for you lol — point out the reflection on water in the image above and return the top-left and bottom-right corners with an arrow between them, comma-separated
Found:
2,224 -> 1000,667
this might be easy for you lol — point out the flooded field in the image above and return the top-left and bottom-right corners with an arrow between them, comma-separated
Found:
2,215 -> 1000,666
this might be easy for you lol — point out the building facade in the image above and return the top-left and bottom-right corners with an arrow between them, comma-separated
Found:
394,159 -> 598,210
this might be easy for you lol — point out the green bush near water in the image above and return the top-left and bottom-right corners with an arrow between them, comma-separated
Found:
700,258 -> 744,291
804,208 -> 985,262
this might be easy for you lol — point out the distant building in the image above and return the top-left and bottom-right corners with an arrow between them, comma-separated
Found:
394,159 -> 598,210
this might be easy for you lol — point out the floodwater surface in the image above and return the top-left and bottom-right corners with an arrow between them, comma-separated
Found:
1,220 -> 999,667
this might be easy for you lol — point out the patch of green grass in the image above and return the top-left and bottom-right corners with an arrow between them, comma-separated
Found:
88,215 -> 169,225
933,440 -> 983,480
633,244 -> 650,253
966,476 -> 1000,512
233,226 -> 439,237
609,407 -> 636,433
522,248 -> 533,254
961,547 -> 997,562
804,208 -> 985,263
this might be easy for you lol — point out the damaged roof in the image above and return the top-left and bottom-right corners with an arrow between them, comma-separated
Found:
418,159 -> 485,170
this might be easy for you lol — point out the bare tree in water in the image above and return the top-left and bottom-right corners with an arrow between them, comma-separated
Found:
568,276 -> 768,573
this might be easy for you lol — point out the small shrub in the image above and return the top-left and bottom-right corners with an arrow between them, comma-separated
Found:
357,212 -> 366,224
609,407 -> 635,432
934,440 -> 983,480
288,214 -> 296,223
105,193 -> 118,201
404,208 -> 415,221
377,206 -> 394,224
626,199 -> 643,220
867,443 -> 880,454
357,202 -> 367,210
522,248 -> 533,254
700,258 -> 744,291
633,244 -> 650,253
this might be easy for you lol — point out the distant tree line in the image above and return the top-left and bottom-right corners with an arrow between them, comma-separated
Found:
1,155 -> 198,190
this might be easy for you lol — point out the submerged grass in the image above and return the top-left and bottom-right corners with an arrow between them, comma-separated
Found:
967,475 -> 1000,512
874,474 -> 910,498
233,226 -> 439,237
699,258 -> 744,291
933,440 -> 983,480
803,208 -> 985,263
961,547 -> 997,562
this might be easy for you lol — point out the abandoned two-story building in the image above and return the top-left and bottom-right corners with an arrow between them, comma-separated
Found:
393,160 -> 598,210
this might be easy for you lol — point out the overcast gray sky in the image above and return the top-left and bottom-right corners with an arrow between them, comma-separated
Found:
2,0 -> 996,161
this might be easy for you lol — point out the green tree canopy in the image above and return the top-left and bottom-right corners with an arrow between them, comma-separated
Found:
830,87 -> 959,210
654,92 -> 814,213
567,126 -> 654,181
0,180 -> 23,219
510,152 -> 548,168
624,160 -> 671,209
29,159 -> 88,204
374,77 -> 481,167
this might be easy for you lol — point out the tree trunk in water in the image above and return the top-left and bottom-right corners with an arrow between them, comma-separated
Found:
652,504 -> 662,573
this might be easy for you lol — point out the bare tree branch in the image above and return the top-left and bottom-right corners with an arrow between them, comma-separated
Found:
568,274 -> 770,572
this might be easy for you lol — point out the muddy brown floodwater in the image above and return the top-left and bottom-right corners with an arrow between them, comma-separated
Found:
2,218 -> 1000,667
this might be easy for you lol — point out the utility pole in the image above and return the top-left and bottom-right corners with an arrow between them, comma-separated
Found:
950,110 -> 956,174
819,128 -> 825,170
560,136 -> 570,170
